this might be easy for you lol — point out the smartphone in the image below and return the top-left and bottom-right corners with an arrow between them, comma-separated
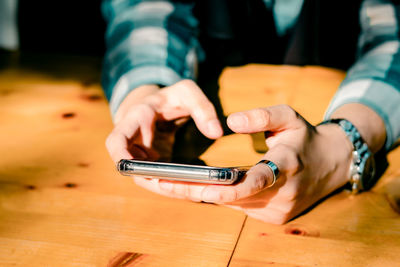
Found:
117,159 -> 248,184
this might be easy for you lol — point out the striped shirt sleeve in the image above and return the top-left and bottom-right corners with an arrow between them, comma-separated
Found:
324,0 -> 400,151
101,0 -> 201,116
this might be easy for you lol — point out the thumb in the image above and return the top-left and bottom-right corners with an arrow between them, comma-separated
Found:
227,105 -> 303,134
200,144 -> 293,203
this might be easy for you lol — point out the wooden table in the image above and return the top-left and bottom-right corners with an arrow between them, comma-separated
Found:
0,57 -> 399,266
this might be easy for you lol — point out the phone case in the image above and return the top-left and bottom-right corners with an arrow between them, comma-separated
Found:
117,159 -> 248,184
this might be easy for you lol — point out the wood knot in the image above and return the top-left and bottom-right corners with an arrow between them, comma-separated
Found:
81,94 -> 103,101
77,162 -> 90,168
108,252 -> 146,267
62,112 -> 76,119
284,224 -> 320,237
64,183 -> 77,188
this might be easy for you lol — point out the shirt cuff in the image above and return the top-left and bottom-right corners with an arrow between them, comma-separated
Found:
324,78 -> 400,151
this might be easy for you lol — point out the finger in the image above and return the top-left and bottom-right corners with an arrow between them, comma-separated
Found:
132,177 -> 171,197
174,80 -> 223,139
105,131 -> 134,163
200,163 -> 275,204
106,105 -> 158,163
200,143 -> 301,203
159,180 -> 206,202
123,105 -> 157,148
227,104 -> 303,134
128,144 -> 152,160
135,177 -> 206,202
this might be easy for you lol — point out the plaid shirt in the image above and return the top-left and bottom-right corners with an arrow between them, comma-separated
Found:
102,0 -> 400,151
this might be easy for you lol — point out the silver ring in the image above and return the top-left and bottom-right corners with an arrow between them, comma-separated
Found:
257,160 -> 280,188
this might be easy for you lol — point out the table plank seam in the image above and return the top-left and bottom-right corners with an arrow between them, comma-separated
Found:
227,215 -> 248,267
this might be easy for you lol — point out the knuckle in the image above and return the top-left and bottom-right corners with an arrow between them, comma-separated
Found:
292,159 -> 304,177
145,92 -> 164,107
212,191 -> 225,203
224,188 -> 239,203
280,104 -> 299,121
186,186 -> 201,202
252,108 -> 270,127
177,79 -> 197,90
184,184 -> 192,199
125,104 -> 155,123
252,174 -> 268,192
286,150 -> 304,176
135,103 -> 153,115
215,188 -> 238,203
274,144 -> 303,176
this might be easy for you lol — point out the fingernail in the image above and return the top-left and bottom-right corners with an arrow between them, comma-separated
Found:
159,181 -> 173,192
207,119 -> 223,138
228,113 -> 248,128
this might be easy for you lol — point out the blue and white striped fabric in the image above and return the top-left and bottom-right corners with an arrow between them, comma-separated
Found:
102,0 -> 400,151
101,0 -> 303,115
324,0 -> 400,151
102,1 -> 202,115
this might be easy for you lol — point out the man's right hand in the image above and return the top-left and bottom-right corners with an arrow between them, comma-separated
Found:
105,79 -> 223,163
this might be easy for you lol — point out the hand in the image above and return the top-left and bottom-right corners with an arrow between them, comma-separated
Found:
132,105 -> 354,224
106,79 -> 223,163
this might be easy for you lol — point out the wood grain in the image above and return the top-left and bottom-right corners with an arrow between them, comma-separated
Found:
0,65 -> 245,266
0,62 -> 399,266
219,65 -> 400,267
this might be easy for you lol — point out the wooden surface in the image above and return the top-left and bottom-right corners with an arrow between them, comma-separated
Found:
0,59 -> 399,266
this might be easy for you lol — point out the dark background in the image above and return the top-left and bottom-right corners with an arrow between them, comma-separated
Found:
18,0 -> 106,56
0,1 -> 106,77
